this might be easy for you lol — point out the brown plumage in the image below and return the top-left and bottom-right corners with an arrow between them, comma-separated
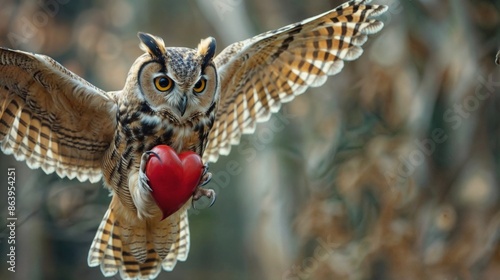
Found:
0,0 -> 387,279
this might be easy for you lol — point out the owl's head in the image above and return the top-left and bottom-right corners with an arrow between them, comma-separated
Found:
127,32 -> 218,122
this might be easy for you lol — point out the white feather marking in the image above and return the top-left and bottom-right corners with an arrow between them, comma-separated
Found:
140,115 -> 161,127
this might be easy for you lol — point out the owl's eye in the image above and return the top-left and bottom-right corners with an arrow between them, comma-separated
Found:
154,76 -> 173,92
193,78 -> 206,93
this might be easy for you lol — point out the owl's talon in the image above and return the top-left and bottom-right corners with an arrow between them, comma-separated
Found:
208,191 -> 217,207
200,171 -> 212,186
202,164 -> 209,176
192,187 -> 217,209
144,151 -> 161,162
139,151 -> 158,192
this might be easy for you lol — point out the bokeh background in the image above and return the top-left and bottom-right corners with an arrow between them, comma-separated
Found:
0,0 -> 500,279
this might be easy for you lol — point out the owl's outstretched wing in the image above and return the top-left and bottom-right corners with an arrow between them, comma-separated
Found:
0,48 -> 117,183
203,0 -> 387,163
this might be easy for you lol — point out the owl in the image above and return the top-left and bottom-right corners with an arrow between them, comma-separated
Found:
0,0 -> 387,279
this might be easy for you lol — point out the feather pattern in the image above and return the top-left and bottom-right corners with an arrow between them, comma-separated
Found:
0,48 -> 117,182
162,209 -> 190,271
203,0 -> 387,163
0,1 -> 387,279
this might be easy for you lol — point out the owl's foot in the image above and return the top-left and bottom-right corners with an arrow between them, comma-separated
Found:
138,151 -> 158,192
192,164 -> 216,209
200,164 -> 212,186
192,187 -> 217,209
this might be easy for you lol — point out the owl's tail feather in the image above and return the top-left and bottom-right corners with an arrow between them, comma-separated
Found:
88,204 -> 191,279
162,209 -> 190,271
87,207 -> 124,276
87,205 -> 162,280
120,242 -> 161,280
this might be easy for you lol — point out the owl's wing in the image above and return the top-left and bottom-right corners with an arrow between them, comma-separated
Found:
203,0 -> 387,163
0,48 -> 117,183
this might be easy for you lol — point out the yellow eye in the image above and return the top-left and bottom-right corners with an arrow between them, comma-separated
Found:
154,76 -> 173,92
193,78 -> 206,93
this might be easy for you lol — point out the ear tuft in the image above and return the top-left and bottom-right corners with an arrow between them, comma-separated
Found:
138,32 -> 166,59
198,37 -> 216,69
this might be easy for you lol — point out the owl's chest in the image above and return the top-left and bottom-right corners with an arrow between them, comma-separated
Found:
118,115 -> 203,156
149,125 -> 201,154
101,115 -> 204,192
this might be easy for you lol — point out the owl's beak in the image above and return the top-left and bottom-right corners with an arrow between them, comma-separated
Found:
178,95 -> 188,116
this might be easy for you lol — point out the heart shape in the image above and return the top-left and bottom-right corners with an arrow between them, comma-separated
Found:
145,145 -> 203,220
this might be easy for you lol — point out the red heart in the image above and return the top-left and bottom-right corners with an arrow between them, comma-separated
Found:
145,145 -> 203,220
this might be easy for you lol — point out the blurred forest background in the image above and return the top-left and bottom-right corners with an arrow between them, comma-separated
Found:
0,0 -> 500,279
